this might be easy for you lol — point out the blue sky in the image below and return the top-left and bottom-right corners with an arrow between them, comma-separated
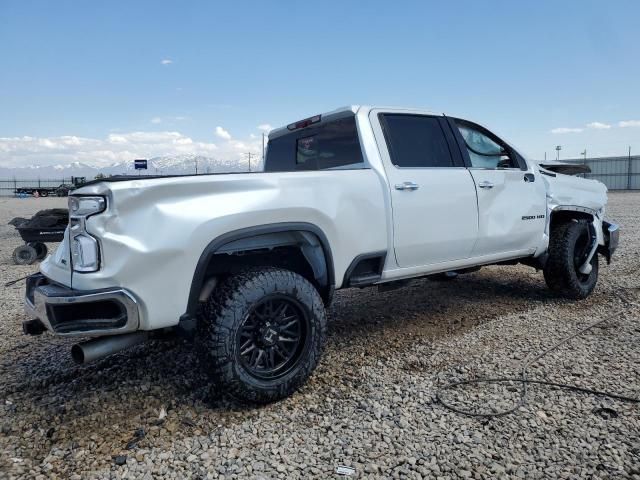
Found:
1,0 -> 639,167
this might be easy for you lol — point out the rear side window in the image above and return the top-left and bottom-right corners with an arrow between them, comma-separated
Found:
265,116 -> 364,172
380,114 -> 454,168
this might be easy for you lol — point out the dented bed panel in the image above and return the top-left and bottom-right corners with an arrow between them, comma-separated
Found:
61,170 -> 387,330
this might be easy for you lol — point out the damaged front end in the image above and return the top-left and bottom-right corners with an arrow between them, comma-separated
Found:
540,165 -> 619,265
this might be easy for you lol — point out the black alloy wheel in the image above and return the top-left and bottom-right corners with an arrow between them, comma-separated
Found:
236,295 -> 309,380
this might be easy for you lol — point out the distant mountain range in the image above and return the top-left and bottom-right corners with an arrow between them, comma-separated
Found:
0,154 -> 258,180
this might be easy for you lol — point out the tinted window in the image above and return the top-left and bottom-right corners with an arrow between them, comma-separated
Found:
380,114 -> 454,168
455,120 -> 519,169
265,116 -> 363,172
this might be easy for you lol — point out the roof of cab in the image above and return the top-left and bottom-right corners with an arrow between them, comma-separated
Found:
268,105 -> 360,140
268,105 -> 444,139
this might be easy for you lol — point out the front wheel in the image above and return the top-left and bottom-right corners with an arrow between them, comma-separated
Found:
543,220 -> 599,299
197,267 -> 327,403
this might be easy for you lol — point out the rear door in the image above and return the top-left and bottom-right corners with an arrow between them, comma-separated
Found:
372,112 -> 478,268
449,118 -> 547,257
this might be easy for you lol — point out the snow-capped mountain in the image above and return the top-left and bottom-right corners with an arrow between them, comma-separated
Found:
0,155 -> 260,180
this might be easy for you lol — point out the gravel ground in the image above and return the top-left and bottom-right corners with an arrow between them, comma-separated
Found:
0,194 -> 638,479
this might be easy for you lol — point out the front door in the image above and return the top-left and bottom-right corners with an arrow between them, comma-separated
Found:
450,118 -> 547,257
373,112 -> 479,268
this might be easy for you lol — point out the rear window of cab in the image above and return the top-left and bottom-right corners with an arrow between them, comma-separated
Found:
265,116 -> 364,172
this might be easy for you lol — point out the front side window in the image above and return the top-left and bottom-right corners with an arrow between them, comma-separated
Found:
380,114 -> 454,168
455,121 -> 518,169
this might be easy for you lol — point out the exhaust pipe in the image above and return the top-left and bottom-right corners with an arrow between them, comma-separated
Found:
71,331 -> 149,364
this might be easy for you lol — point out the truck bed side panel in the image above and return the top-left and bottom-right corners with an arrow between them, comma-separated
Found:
69,170 -> 387,330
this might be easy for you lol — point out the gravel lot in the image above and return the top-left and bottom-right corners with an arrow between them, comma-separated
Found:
0,194 -> 638,479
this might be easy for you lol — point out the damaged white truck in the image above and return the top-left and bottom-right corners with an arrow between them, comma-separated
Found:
24,106 -> 619,403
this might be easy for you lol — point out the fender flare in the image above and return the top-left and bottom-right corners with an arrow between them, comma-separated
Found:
181,222 -> 335,322
548,205 -> 605,246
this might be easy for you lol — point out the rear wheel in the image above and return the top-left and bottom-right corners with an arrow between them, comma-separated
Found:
13,245 -> 38,265
197,267 -> 327,403
543,220 -> 599,299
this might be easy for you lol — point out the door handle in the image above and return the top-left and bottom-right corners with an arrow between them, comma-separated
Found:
477,181 -> 494,189
524,173 -> 535,183
395,182 -> 420,191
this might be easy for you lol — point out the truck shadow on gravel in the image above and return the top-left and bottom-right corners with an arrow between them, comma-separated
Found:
328,270 -> 562,340
0,268 -> 598,462
3,269 -> 564,406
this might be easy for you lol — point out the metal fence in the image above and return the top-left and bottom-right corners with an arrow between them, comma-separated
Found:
552,155 -> 640,190
0,157 -> 638,196
0,178 -> 74,197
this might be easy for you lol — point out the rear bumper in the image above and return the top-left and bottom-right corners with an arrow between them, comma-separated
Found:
24,273 -> 139,337
599,221 -> 619,264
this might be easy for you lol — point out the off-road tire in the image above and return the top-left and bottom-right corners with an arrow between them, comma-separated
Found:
13,245 -> 38,265
543,220 -> 599,299
197,267 -> 327,404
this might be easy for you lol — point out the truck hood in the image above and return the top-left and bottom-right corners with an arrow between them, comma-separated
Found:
538,166 -> 608,213
538,162 -> 591,176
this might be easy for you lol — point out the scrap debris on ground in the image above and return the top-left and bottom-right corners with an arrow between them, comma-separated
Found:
0,194 -> 638,479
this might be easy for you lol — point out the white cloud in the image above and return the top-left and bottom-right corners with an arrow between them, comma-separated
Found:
257,124 -> 273,132
619,120 -> 640,128
160,59 -> 173,65
551,127 -> 583,134
0,129 -> 265,169
586,121 -> 611,129
215,126 -> 232,140
231,141 -> 248,151
151,116 -> 188,124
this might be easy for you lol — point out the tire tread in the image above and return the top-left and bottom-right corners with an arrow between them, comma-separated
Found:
197,267 -> 327,403
543,220 -> 598,299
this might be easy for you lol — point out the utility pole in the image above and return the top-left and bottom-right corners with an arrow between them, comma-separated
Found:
581,149 -> 587,162
195,158 -> 198,175
544,152 -> 547,161
555,145 -> 562,161
244,152 -> 255,172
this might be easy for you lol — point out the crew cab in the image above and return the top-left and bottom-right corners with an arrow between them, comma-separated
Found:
24,106 -> 619,403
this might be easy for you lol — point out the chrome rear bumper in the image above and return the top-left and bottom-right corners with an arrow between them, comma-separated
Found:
24,273 -> 139,337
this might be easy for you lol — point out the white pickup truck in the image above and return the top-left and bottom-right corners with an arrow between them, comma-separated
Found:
24,106 -> 619,403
